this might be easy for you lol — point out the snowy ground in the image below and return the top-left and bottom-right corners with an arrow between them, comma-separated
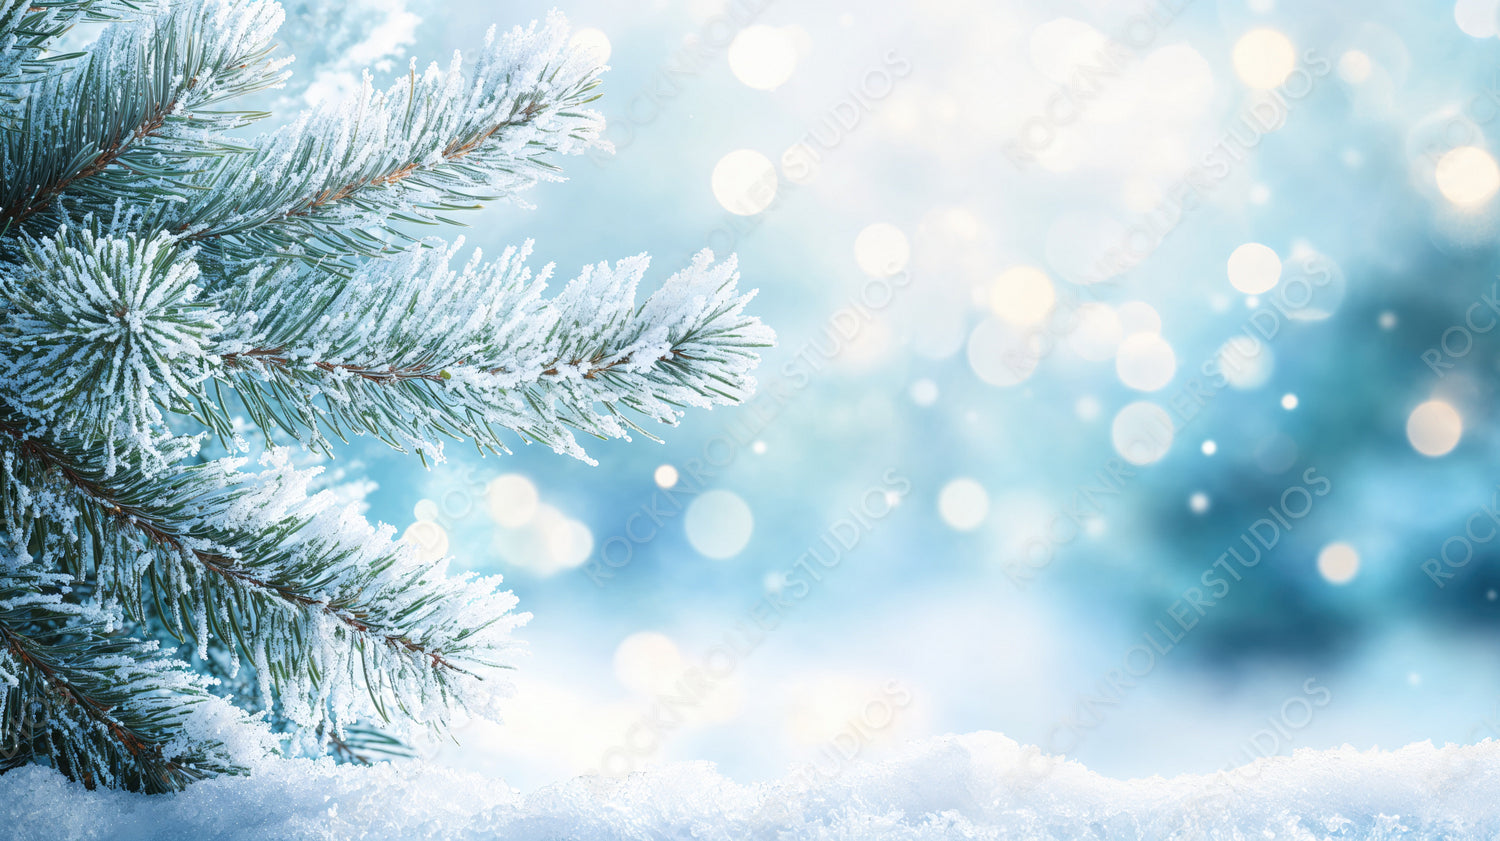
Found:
3,733 -> 1496,840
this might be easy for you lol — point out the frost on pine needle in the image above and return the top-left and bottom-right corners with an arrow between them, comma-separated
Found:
1,566 -> 276,793
0,0 -> 768,794
0,225 -> 221,474
162,10 -> 608,271
0,0 -> 289,236
0,2 -> 166,91
212,240 -> 772,462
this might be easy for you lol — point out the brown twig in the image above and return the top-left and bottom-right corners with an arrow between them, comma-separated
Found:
221,345 -> 689,385
0,624 -> 180,787
0,87 -> 186,228
222,347 -> 447,384
269,101 -> 545,226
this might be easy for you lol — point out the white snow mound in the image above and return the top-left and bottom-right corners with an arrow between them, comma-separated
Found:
2,732 -> 1496,840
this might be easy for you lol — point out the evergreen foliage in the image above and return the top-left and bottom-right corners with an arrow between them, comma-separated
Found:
0,0 -> 770,792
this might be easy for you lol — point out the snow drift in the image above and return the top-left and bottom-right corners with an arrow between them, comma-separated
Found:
3,732 -> 1496,840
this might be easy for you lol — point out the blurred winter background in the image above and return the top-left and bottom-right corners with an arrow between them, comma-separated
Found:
261,0 -> 1500,790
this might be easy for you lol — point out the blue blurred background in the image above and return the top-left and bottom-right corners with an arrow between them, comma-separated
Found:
266,0 -> 1500,790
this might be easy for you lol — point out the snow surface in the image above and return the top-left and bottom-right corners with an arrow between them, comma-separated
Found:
2,732 -> 1495,840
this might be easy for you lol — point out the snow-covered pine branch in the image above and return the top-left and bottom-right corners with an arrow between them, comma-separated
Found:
0,1 -> 160,93
0,567 -> 276,793
165,11 -> 607,270
0,224 -> 771,467
212,241 -> 773,462
0,423 -> 526,741
0,226 -> 221,473
0,0 -> 288,237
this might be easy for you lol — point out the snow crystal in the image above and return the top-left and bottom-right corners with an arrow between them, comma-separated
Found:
3,732 -> 1496,840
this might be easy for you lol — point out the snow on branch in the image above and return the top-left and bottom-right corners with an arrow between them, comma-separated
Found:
0,1 -> 162,91
0,567 -> 276,793
168,11 -> 608,268
0,0 -> 288,235
0,226 -> 771,467
0,225 -> 222,474
212,241 -> 773,462
0,424 -> 527,742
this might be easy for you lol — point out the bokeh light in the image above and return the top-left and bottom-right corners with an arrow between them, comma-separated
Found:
1317,542 -> 1361,584
712,149 -> 778,215
1435,146 -> 1500,208
401,520 -> 449,563
413,498 -> 440,522
1454,0 -> 1500,37
909,379 -> 939,406
568,27 -> 610,62
1111,401 -> 1175,465
1338,49 -> 1372,83
1115,332 -> 1177,392
1216,335 -> 1275,389
1407,400 -> 1463,457
685,490 -> 754,558
1232,29 -> 1297,89
854,223 -> 911,277
967,317 -> 1039,386
727,25 -> 797,90
1117,301 -> 1162,334
613,631 -> 684,695
487,474 -> 539,528
938,478 -> 989,531
654,464 -> 679,488
1227,243 -> 1282,294
988,266 -> 1055,326
1069,302 -> 1125,361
